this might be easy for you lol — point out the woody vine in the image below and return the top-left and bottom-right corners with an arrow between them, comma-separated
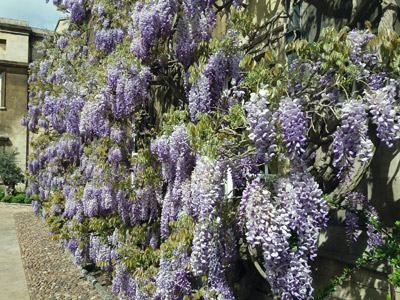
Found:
22,0 -> 400,299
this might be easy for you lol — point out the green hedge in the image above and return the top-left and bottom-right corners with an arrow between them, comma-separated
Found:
12,194 -> 25,203
0,193 -> 29,204
2,195 -> 13,203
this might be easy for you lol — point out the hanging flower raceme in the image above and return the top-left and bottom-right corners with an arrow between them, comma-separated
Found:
333,99 -> 373,179
79,96 -> 110,139
241,160 -> 327,299
130,0 -> 176,59
347,29 -> 376,77
364,81 -> 400,147
105,65 -> 152,119
151,125 -> 195,238
188,49 -> 243,121
278,97 -> 307,159
344,192 -> 382,249
176,1 -> 216,68
245,87 -> 278,161
94,27 -> 125,53
155,246 -> 192,299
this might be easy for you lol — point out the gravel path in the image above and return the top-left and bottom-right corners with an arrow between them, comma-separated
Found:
15,211 -> 105,300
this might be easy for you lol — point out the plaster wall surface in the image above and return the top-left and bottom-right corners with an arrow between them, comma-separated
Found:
0,67 -> 28,171
0,32 -> 29,63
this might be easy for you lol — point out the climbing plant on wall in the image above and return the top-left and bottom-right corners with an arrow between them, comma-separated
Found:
22,0 -> 400,299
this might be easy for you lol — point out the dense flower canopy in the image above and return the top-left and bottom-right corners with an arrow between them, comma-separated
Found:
23,1 -> 400,299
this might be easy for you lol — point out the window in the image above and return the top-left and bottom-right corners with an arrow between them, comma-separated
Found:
0,72 -> 5,108
0,39 -> 6,54
286,0 -> 302,63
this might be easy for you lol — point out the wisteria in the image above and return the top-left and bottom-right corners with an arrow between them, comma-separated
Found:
95,27 -> 125,53
241,163 -> 327,299
332,99 -> 373,178
23,1 -> 400,299
175,4 -> 216,68
345,192 -> 382,248
155,247 -> 192,299
278,97 -> 307,159
364,83 -> 400,147
347,29 -> 376,78
188,49 -> 242,121
130,0 -> 176,59
245,87 -> 278,161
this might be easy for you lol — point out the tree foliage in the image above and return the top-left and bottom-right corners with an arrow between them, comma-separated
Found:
0,149 -> 24,193
22,0 -> 400,299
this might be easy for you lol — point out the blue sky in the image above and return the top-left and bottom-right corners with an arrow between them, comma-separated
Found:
0,0 -> 67,30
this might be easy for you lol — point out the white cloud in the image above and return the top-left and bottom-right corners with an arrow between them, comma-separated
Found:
0,0 -> 67,30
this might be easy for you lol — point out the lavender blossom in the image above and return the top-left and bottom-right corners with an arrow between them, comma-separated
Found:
56,36 -> 69,50
347,29 -> 375,69
278,97 -> 307,158
364,83 -> 400,147
245,87 -> 278,161
345,192 -> 382,248
333,99 -> 373,179
190,156 -> 225,221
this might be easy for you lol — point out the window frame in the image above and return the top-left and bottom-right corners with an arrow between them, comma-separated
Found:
0,71 -> 6,109
286,0 -> 302,63
0,39 -> 6,53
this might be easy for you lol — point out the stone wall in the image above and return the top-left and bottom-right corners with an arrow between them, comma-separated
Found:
0,19 -> 48,176
0,32 -> 29,63
0,66 -> 28,171
298,1 -> 400,298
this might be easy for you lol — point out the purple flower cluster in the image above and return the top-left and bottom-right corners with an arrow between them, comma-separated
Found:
32,200 -> 40,215
188,50 -> 242,121
89,234 -> 113,270
188,75 -> 212,120
245,87 -> 278,161
151,125 -> 194,183
79,98 -> 110,138
278,97 -> 307,159
95,27 -> 125,53
56,36 -> 69,50
104,66 -> 152,119
82,183 -> 116,217
130,185 -> 160,225
169,125 -> 195,180
347,29 -> 376,77
151,126 -> 196,238
368,72 -> 387,90
242,162 -> 327,299
175,5 -> 215,68
49,0 -> 86,23
364,83 -> 400,147
205,242 -> 235,299
366,208 -> 382,249
190,219 -> 234,298
275,163 -> 328,259
155,247 -> 192,299
130,0 -> 176,60
112,264 -> 156,299
243,177 -> 298,296
238,177 -> 259,228
345,192 -> 382,249
190,156 -> 225,221
333,99 -> 373,179
39,59 -> 51,77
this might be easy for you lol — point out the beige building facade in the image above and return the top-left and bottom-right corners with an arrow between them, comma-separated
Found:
0,18 -> 47,172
